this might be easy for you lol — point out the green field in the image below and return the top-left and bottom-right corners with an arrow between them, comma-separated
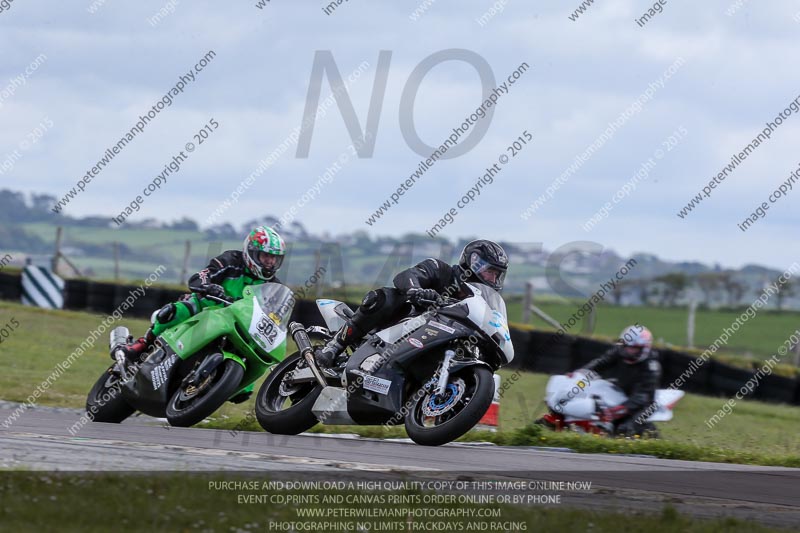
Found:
504,296 -> 800,371
20,222 -> 206,248
1,301 -> 798,467
18,221 -> 800,370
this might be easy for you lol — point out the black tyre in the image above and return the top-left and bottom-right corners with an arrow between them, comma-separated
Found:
166,358 -> 244,427
405,365 -> 495,446
86,366 -> 136,424
255,352 -> 322,435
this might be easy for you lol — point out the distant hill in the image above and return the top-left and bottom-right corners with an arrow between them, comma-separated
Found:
2,188 -> 796,308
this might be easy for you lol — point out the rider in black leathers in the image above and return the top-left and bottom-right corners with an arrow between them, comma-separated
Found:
315,240 -> 509,368
580,324 -> 662,436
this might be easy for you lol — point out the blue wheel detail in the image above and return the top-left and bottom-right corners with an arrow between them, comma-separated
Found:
429,383 -> 459,410
422,378 -> 466,417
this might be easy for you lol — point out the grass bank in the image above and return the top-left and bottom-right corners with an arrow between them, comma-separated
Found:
1,301 -> 798,467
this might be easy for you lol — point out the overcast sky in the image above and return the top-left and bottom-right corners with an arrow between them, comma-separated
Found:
2,0 -> 799,271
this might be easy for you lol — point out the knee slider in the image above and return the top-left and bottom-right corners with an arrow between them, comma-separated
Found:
155,303 -> 177,324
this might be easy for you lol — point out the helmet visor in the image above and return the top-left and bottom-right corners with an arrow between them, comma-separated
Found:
257,250 -> 283,276
620,344 -> 646,363
258,251 -> 283,270
469,253 -> 507,290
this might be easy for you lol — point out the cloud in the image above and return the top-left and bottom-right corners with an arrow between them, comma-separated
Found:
0,0 -> 797,270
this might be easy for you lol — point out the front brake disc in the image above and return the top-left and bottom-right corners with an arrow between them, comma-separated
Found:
180,371 -> 214,401
422,378 -> 466,417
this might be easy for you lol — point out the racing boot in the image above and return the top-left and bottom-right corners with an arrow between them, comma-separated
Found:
116,330 -> 155,363
315,321 -> 363,369
314,342 -> 342,369
316,289 -> 392,369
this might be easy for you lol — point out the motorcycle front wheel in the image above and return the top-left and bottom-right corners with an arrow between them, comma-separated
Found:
166,358 -> 244,427
405,365 -> 495,446
255,352 -> 322,435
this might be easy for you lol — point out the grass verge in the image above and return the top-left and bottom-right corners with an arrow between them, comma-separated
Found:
0,472 -> 792,533
1,301 -> 799,467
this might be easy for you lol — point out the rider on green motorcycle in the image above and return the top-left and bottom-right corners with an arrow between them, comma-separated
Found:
118,226 -> 287,379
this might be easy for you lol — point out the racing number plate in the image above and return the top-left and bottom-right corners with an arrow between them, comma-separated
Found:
362,375 -> 391,395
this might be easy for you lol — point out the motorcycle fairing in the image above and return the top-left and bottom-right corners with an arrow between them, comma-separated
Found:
121,342 -> 180,418
461,284 -> 514,364
545,373 -> 684,422
121,284 -> 293,415
341,316 -> 470,425
248,297 -> 287,353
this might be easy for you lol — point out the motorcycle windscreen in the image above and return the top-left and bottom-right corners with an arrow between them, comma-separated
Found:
246,283 -> 294,353
649,389 -> 685,421
315,298 -> 349,332
462,283 -> 514,363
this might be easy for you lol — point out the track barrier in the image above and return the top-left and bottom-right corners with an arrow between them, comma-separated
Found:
0,272 -> 797,406
21,265 -> 64,309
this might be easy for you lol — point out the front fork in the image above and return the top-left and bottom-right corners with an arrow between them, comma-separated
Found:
435,349 -> 457,396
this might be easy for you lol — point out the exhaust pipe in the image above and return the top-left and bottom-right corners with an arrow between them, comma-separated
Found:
109,326 -> 130,350
289,322 -> 327,387
109,326 -> 130,376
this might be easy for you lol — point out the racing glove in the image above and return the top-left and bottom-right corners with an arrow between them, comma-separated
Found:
202,283 -> 228,301
407,288 -> 441,306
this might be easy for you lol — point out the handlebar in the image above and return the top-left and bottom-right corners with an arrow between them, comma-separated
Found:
406,288 -> 462,309
205,295 -> 233,306
411,295 -> 459,308
422,296 -> 458,306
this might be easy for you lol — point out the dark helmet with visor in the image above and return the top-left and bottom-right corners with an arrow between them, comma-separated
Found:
458,239 -> 509,292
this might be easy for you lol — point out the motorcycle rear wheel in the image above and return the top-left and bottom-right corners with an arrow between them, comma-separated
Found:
86,365 -> 136,424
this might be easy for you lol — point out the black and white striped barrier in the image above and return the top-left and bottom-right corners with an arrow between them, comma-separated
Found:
21,265 -> 65,309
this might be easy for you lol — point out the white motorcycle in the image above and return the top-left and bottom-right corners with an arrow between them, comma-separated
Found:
255,283 -> 514,446
537,370 -> 684,437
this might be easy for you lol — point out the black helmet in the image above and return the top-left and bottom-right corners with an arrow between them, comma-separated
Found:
458,239 -> 509,291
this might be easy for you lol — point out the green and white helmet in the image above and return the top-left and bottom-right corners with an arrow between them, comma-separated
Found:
243,226 -> 286,281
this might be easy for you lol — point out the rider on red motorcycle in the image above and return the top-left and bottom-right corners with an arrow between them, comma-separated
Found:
580,324 -> 661,436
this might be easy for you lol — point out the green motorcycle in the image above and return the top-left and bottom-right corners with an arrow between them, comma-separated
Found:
85,283 -> 294,427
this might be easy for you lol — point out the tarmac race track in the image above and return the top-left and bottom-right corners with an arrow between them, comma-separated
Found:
1,403 -> 798,527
